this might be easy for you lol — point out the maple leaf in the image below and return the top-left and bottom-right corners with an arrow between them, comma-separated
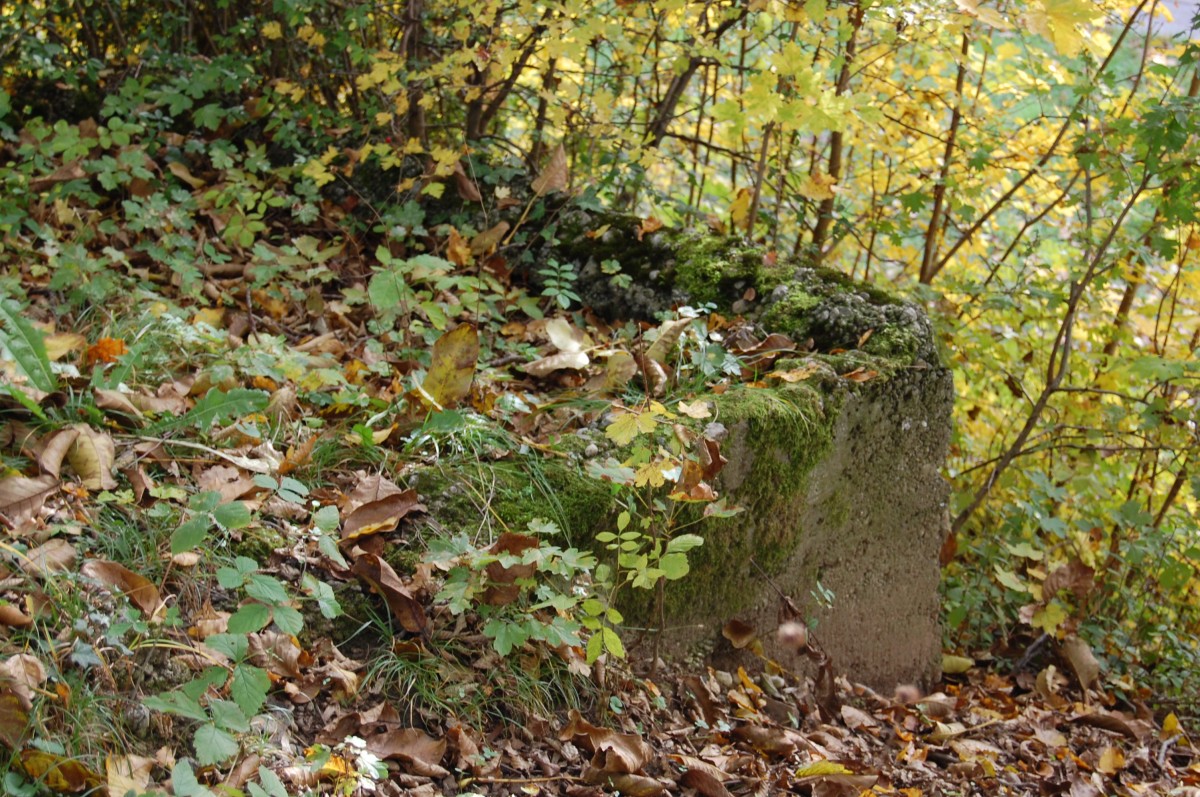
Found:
1022,0 -> 1101,56
729,187 -> 753,231
605,410 -> 658,445
798,171 -> 837,201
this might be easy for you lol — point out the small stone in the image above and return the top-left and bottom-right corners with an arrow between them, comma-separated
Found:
583,443 -> 599,458
703,422 -> 728,442
713,670 -> 734,688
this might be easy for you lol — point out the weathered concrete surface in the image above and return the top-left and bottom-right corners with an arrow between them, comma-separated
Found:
691,361 -> 953,690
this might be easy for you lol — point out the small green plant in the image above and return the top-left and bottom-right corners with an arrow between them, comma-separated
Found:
145,484 -> 342,768
426,519 -> 597,656
585,400 -> 741,663
537,258 -> 581,310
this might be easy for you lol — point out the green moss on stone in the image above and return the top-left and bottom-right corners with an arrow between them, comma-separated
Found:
642,381 -> 843,624
672,234 -> 768,305
760,289 -> 821,337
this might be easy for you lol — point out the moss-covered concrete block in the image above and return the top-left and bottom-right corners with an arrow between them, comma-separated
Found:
677,360 -> 952,690
417,225 -> 951,689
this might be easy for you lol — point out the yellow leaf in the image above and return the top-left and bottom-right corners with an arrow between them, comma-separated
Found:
1022,0 -> 1101,56
1031,600 -> 1069,635
1097,746 -> 1125,775
942,654 -> 975,674
445,226 -> 472,267
676,400 -> 711,419
192,307 -> 225,328
955,0 -> 1012,28
167,161 -> 206,189
798,171 -> 837,201
605,410 -> 661,446
605,413 -> 642,446
794,760 -> 852,777
106,754 -> 155,797
20,750 -> 103,793
301,159 -> 336,187
604,352 -> 638,393
729,188 -> 752,231
42,332 -> 87,361
419,324 -> 479,410
262,21 -> 283,40
633,460 -> 666,488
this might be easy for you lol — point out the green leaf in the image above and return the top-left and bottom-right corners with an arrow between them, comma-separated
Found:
368,267 -> 414,315
662,552 -> 691,576
317,532 -> 348,568
0,384 -> 47,420
245,575 -> 288,605
303,574 -> 343,619
230,664 -> 269,716
586,631 -> 604,663
213,501 -> 252,530
208,699 -> 250,733
0,299 -> 57,392
143,692 -> 207,722
171,761 -> 216,797
666,534 -> 704,554
171,515 -> 211,554
272,605 -> 304,636
601,627 -> 625,659
190,491 -> 222,513
993,567 -> 1028,594
194,723 -> 239,765
204,634 -> 248,661
216,566 -> 248,589
251,767 -> 289,797
484,617 -> 529,656
149,388 -> 268,433
228,603 -> 271,633
312,505 -> 340,533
